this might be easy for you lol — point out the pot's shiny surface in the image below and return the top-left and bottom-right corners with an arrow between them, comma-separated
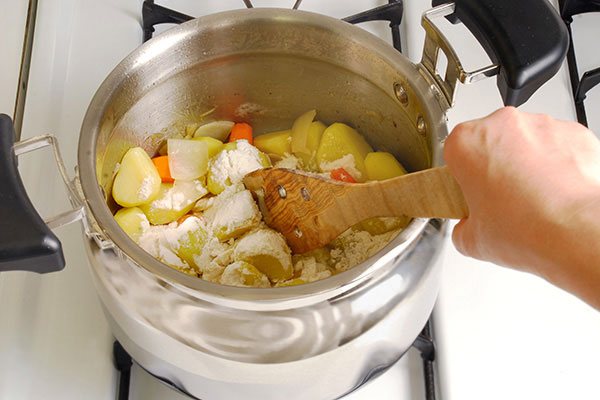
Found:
78,8 -> 449,399
84,219 -> 446,399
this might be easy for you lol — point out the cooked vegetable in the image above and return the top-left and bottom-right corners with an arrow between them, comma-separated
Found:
220,261 -> 270,288
139,180 -> 207,225
174,216 -> 209,268
112,147 -> 161,207
297,121 -> 327,171
316,123 -> 373,182
192,136 -> 224,158
358,152 -> 409,234
229,122 -> 253,144
206,174 -> 227,196
168,138 -> 209,181
193,120 -> 235,141
152,155 -> 174,183
356,217 -> 410,235
364,152 -> 407,181
114,207 -> 148,242
112,110 -> 411,289
234,229 -> 293,282
254,129 -> 291,157
275,278 -> 306,287
291,109 -> 316,155
208,190 -> 261,241
206,140 -> 270,195
330,167 -> 357,183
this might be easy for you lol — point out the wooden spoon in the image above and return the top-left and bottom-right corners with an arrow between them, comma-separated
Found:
243,166 -> 468,254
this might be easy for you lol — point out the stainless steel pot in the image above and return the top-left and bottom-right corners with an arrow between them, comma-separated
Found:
0,2 -> 567,399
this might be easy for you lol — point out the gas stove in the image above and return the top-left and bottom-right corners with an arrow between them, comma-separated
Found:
1,1 -> 600,400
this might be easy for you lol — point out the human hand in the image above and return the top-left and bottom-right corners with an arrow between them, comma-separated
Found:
444,107 -> 600,308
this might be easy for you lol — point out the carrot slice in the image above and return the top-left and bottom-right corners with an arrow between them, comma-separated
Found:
152,155 -> 174,183
330,167 -> 356,183
229,123 -> 253,145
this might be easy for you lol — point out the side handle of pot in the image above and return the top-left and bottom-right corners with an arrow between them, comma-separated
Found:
0,114 -> 83,273
425,0 -> 569,107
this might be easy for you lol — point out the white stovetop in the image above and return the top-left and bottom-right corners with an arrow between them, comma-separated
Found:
1,1 -> 599,399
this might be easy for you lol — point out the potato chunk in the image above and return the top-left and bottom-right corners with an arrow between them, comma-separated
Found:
114,207 -> 148,242
192,136 -> 224,158
174,216 -> 209,268
139,180 -> 207,225
254,129 -> 291,157
206,140 -> 270,195
220,261 -> 270,288
112,147 -> 161,207
192,120 -> 234,141
316,123 -> 373,182
233,229 -> 293,282
209,190 -> 261,241
364,152 -> 407,181
357,153 -> 409,234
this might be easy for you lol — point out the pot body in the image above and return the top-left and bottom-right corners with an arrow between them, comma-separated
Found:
84,220 -> 446,399
78,8 -> 450,399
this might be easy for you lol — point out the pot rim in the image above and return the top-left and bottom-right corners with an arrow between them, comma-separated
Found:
78,8 -> 444,303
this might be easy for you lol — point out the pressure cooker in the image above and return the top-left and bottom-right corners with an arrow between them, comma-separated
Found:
0,1 -> 568,399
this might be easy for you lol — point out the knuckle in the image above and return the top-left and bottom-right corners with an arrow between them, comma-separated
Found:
444,121 -> 477,165
495,106 -> 519,126
452,219 -> 475,257
497,106 -> 518,118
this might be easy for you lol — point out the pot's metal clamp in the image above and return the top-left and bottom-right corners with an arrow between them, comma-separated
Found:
419,3 -> 499,111
14,134 -> 113,251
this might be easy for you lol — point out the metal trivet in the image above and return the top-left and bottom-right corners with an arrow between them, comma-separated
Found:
559,0 -> 600,126
115,2 -> 437,399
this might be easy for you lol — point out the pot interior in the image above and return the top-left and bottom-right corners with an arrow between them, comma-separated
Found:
80,8 -> 446,300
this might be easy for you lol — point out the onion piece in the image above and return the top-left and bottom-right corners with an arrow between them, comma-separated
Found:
291,109 -> 316,155
172,178 -> 208,205
193,121 -> 235,141
168,138 -> 209,180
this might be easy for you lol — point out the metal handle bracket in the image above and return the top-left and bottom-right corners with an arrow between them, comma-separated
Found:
14,134 -> 85,229
419,3 -> 500,110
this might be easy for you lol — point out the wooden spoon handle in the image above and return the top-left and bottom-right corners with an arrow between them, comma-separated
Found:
342,166 -> 468,220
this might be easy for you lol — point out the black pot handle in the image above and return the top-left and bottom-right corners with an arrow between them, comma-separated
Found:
0,114 -> 65,273
429,0 -> 569,107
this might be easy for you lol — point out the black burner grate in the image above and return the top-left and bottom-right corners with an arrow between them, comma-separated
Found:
141,0 -> 404,52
